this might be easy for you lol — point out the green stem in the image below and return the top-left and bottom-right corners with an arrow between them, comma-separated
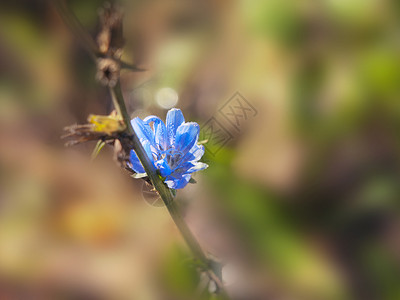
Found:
109,83 -> 228,297
109,83 -> 207,262
55,1 -> 227,295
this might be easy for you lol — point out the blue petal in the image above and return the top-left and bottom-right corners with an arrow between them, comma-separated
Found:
172,161 -> 208,175
165,174 -> 191,189
171,161 -> 194,175
129,150 -> 145,173
144,115 -> 169,151
181,144 -> 205,163
143,139 -> 158,165
155,159 -> 172,177
175,122 -> 200,156
187,162 -> 208,173
129,139 -> 156,174
166,108 -> 185,145
131,117 -> 155,145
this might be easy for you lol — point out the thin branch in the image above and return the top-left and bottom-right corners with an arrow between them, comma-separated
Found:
53,0 -> 98,60
53,0 -> 145,72
109,82 -> 228,298
119,60 -> 146,71
56,1 -> 228,297
108,83 -> 126,123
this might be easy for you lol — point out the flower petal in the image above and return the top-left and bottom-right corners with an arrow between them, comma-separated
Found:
171,162 -> 193,175
172,161 -> 208,175
129,139 -> 156,175
165,174 -> 191,189
131,117 -> 155,145
166,108 -> 185,145
155,159 -> 172,177
144,115 -> 169,151
129,150 -> 145,174
143,139 -> 158,164
182,144 -> 205,163
187,162 -> 208,173
175,122 -> 200,156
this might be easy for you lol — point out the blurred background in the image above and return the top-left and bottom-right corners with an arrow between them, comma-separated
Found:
0,0 -> 400,299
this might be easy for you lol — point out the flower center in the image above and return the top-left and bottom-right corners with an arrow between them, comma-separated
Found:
160,147 -> 184,169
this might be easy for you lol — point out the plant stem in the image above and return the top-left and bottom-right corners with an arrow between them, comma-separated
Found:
109,83 -> 228,297
53,0 -> 144,71
55,1 -> 228,296
53,0 -> 98,60
109,83 -> 207,261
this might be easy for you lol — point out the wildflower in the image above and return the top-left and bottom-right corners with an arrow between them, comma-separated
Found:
129,108 -> 208,189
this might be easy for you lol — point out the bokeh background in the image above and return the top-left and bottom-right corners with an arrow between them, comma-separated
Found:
1,0 -> 400,299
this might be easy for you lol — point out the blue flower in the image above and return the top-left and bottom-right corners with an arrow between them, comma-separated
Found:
129,108 -> 208,189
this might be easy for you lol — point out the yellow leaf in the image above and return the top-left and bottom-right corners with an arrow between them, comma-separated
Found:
88,113 -> 125,135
